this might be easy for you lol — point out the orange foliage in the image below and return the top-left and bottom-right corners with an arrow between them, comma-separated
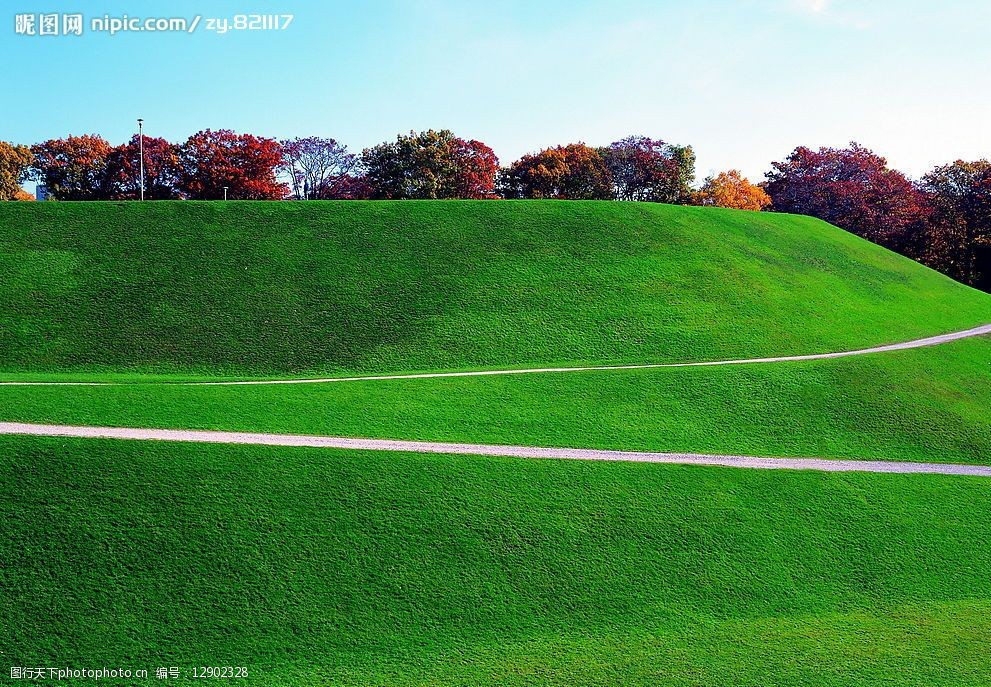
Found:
13,189 -> 35,201
0,140 -> 34,200
695,170 -> 771,211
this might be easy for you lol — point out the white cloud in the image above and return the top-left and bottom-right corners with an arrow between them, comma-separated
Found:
792,0 -> 872,29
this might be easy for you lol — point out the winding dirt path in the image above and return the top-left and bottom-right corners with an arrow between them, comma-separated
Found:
2,323 -> 990,387
1,422 -> 989,476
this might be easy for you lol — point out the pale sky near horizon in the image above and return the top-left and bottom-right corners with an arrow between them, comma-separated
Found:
2,0 -> 989,186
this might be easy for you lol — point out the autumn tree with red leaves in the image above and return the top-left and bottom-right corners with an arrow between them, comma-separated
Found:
600,136 -> 695,203
178,129 -> 288,200
449,138 -> 500,199
361,129 -> 498,199
499,143 -> 612,199
323,174 -> 373,200
764,142 -> 928,251
105,135 -> 182,200
30,134 -> 114,200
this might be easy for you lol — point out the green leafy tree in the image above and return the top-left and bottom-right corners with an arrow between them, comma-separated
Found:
920,160 -> 991,290
669,144 -> 696,203
362,130 -> 498,199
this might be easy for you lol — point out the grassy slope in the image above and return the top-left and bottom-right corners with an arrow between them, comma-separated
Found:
1,200 -> 989,462
3,201 -> 991,685
1,200 -> 990,378
4,436 -> 991,686
2,336 -> 989,463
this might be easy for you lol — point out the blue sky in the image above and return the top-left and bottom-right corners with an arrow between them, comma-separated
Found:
3,0 -> 989,184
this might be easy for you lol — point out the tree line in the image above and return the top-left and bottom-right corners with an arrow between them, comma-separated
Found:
0,130 -> 988,291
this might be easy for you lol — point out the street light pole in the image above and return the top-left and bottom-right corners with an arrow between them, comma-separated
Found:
137,118 -> 144,201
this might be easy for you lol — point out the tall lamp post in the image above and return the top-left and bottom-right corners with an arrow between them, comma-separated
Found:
137,118 -> 145,201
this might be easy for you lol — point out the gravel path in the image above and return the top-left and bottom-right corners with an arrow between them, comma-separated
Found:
2,422 -> 989,476
2,323 -> 989,387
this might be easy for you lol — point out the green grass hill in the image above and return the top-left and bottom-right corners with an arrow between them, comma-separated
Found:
1,200 -> 989,377
3,200 -> 991,686
5,436 -> 991,687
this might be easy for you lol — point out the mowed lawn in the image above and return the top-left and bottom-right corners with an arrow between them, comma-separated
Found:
3,435 -> 991,686
2,336 -> 990,464
3,200 -> 991,686
1,200 -> 990,380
